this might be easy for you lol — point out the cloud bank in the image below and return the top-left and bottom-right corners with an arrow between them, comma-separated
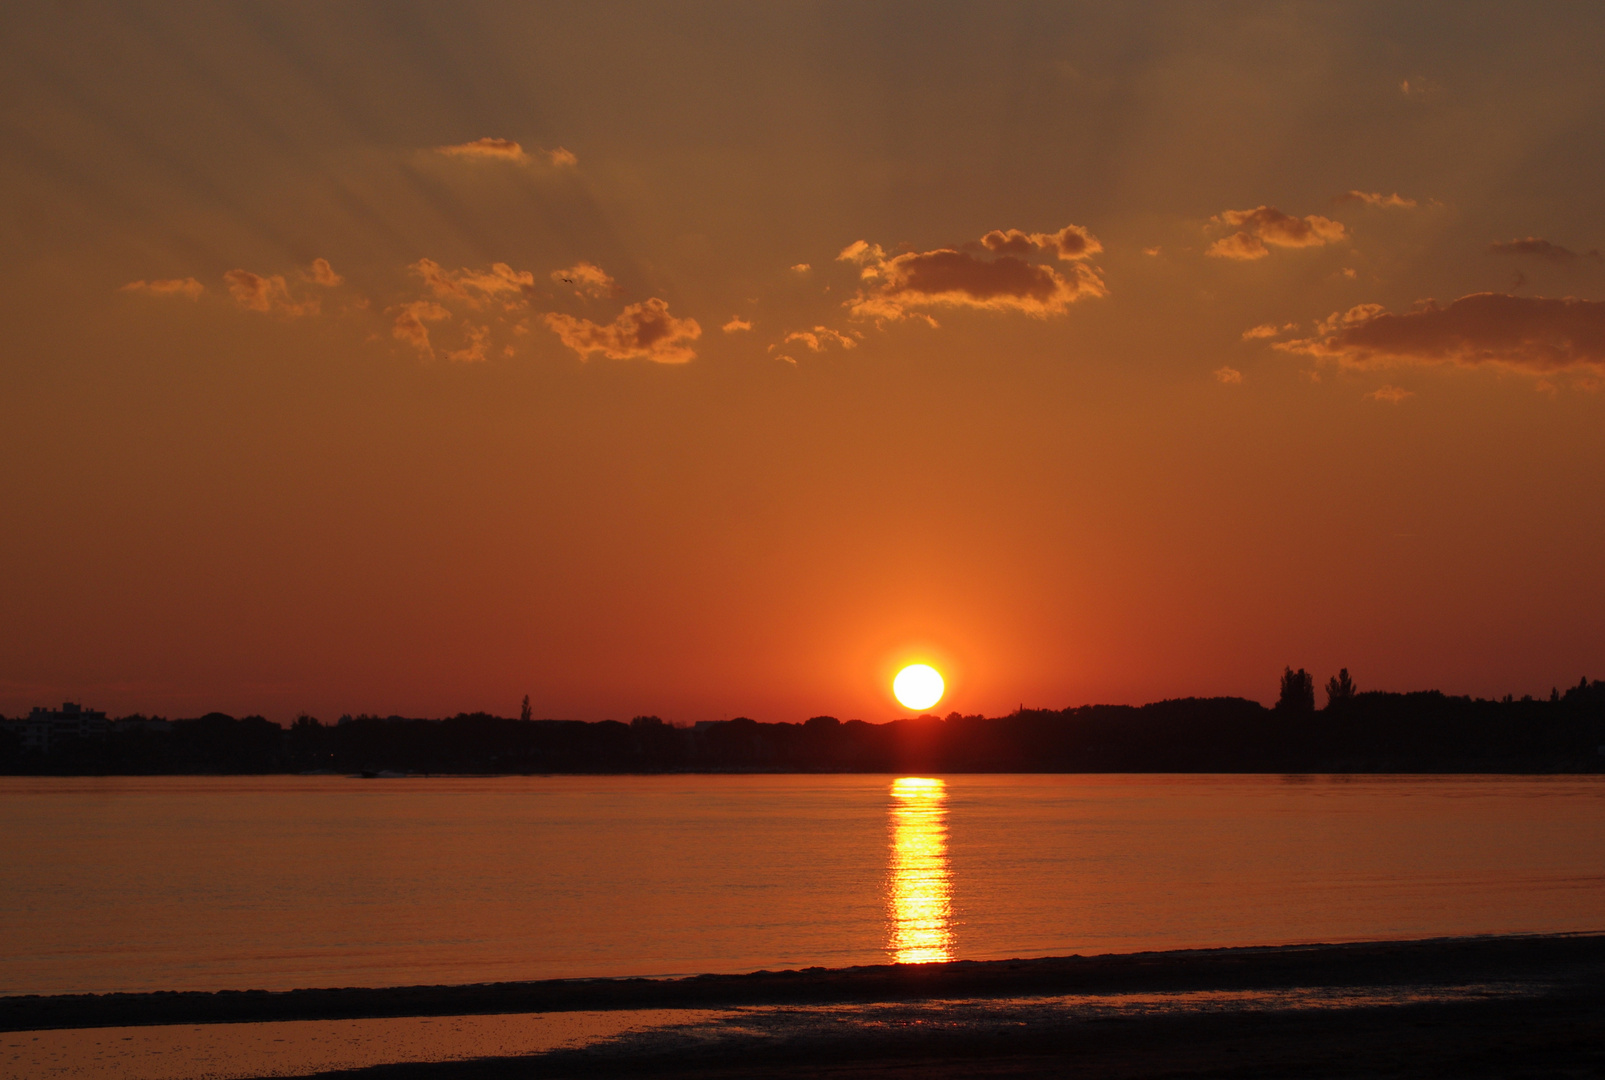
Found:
1277,293 -> 1605,374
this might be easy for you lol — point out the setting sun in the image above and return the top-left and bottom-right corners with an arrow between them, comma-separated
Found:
893,664 -> 945,711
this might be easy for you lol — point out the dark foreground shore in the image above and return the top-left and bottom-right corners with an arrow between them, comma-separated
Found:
5,934 -> 1603,1078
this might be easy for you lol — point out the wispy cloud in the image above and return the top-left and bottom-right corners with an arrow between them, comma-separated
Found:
1207,206 -> 1346,260
544,299 -> 701,363
1276,293 -> 1605,375
1335,191 -> 1418,209
222,270 -> 319,316
305,258 -> 343,286
120,278 -> 203,300
411,259 -> 535,307
391,300 -> 451,356
445,324 -> 491,363
551,261 -> 619,299
1241,322 -> 1296,340
1366,385 -> 1414,402
1487,238 -> 1602,264
436,139 -> 576,168
437,137 -> 529,163
1214,366 -> 1243,384
781,326 -> 858,352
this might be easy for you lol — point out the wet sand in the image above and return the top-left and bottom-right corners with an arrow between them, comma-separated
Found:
4,934 -> 1603,1078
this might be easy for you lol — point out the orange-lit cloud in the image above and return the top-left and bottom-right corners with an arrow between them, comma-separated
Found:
1336,190 -> 1418,209
1366,384 -> 1414,402
1277,293 -> 1605,374
1214,366 -> 1243,384
979,224 -> 1102,261
1207,206 -> 1346,260
437,137 -> 529,162
306,258 -> 343,286
411,259 -> 535,307
839,226 -> 1106,321
435,138 -> 575,168
1241,323 -> 1293,340
1487,238 -> 1602,264
551,261 -> 619,299
445,324 -> 491,364
544,298 -> 701,363
722,316 -> 753,333
391,300 -> 451,355
782,326 -> 858,351
222,269 -> 319,316
120,278 -> 204,300
790,263 -> 811,274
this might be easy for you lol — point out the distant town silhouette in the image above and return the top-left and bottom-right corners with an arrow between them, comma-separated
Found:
5,670 -> 1604,776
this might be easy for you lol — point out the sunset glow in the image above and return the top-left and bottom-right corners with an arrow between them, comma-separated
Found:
1,5 -> 1603,725
893,665 -> 946,712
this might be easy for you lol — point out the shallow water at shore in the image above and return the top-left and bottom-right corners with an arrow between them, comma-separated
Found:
0,984 -> 1541,1080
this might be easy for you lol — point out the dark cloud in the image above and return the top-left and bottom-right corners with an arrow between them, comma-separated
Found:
1277,293 -> 1605,374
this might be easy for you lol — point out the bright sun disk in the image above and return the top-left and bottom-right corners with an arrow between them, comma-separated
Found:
893,664 -> 945,711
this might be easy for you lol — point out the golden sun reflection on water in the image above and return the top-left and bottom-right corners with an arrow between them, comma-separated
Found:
886,777 -> 954,964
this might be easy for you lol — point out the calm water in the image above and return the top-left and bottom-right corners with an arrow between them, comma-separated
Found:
1,774 -> 1602,996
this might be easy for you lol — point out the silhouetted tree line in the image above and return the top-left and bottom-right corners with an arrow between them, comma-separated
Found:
3,676 -> 1605,775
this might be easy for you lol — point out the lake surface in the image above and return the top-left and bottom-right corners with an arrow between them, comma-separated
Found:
2,774 -> 1603,996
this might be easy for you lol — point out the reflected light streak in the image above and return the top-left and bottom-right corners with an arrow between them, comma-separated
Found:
886,777 -> 953,964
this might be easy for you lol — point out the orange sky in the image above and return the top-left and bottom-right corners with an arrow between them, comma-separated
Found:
3,3 -> 1604,723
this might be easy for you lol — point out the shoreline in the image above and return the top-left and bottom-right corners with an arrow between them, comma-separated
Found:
6,932 -> 1603,1034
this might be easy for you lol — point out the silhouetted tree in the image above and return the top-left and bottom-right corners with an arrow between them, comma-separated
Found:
1277,667 -> 1315,713
1324,668 -> 1356,709
520,695 -> 532,723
